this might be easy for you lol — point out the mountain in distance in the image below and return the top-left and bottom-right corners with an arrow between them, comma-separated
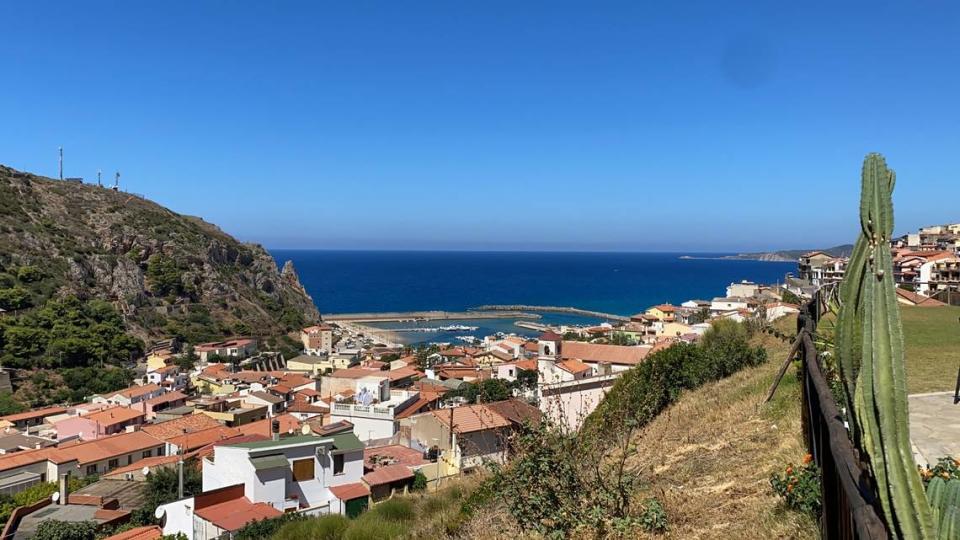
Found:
0,164 -> 320,343
717,244 -> 855,262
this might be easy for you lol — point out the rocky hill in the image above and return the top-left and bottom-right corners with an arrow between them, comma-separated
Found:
0,164 -> 319,343
721,244 -> 854,262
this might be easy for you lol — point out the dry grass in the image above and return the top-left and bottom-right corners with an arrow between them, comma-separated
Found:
622,319 -> 817,539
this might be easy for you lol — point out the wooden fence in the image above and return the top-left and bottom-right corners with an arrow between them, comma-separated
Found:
798,295 -> 890,539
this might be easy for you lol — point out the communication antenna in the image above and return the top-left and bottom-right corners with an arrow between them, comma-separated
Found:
97,169 -> 102,187
58,147 -> 63,180
113,171 -> 120,191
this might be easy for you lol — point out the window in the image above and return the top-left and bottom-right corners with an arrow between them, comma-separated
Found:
108,459 -> 119,469
292,458 -> 314,481
127,456 -> 133,465
333,454 -> 344,475
142,450 -> 152,459
86,465 -> 97,475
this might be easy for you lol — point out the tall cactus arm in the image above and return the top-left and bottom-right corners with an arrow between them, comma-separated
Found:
838,154 -> 936,538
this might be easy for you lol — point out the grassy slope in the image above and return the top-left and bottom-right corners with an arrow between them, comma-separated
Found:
454,318 -> 818,540
617,320 -> 817,539
901,305 -> 960,394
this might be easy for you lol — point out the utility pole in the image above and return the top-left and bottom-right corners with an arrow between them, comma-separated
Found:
58,147 -> 63,180
97,169 -> 102,187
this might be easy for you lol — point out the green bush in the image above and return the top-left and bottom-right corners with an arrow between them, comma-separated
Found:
371,498 -> 414,522
271,514 -> 349,540
342,514 -> 407,540
31,520 -> 97,540
411,469 -> 427,492
16,265 -> 43,283
235,512 -> 306,539
0,287 -> 32,310
770,455 -> 822,517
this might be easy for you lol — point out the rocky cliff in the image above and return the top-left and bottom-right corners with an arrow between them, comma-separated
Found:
0,164 -> 319,342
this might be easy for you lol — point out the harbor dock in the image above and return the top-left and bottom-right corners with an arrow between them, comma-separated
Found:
471,304 -> 630,322
324,310 -> 540,323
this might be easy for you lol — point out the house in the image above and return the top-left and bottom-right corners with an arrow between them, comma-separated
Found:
710,297 -> 751,314
539,359 -> 592,383
362,464 -> 415,501
301,325 -> 334,355
134,391 -> 189,420
0,407 -> 68,430
765,302 -> 801,321
243,392 -> 285,417
645,304 -> 677,322
201,433 -> 365,515
194,338 -> 257,363
0,432 -> 56,455
0,431 -> 167,493
158,483 -> 282,540
798,251 -> 836,285
556,341 -> 651,374
726,280 -> 760,298
145,365 -> 189,391
895,287 -> 947,307
401,401 -> 534,475
92,384 -> 164,407
55,406 -> 145,441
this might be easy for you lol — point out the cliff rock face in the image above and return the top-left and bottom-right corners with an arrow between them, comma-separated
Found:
0,165 -> 319,340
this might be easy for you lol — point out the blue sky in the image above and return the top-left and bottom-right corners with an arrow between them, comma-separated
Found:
2,1 -> 959,252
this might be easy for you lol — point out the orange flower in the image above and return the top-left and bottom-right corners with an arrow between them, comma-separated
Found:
786,466 -> 793,475
942,472 -> 950,480
803,454 -> 813,465
787,484 -> 794,493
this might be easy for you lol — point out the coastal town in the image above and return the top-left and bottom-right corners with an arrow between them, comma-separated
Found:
0,221 -> 955,539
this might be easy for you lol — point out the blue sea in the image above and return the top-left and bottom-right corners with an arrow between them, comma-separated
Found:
270,251 -> 795,343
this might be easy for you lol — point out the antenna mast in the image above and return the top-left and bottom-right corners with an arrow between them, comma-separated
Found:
97,169 -> 102,187
113,171 -> 120,191
58,147 -> 63,180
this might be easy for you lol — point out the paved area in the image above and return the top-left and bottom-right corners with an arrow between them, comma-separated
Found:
909,392 -> 960,467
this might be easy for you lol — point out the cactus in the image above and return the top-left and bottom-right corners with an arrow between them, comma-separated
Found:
927,478 -> 960,539
835,154 -> 936,538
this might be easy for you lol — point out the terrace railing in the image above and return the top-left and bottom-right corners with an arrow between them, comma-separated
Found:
798,292 -> 890,540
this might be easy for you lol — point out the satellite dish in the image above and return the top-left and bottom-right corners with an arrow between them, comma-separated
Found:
142,466 -> 151,476
51,492 -> 60,503
301,424 -> 311,436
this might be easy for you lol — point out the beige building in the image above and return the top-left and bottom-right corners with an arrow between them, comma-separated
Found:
301,325 -> 334,355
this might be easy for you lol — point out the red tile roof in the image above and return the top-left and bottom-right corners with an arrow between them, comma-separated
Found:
0,406 -> 68,423
54,431 -> 164,466
557,359 -> 591,375
560,341 -> 650,366
144,391 -> 188,407
431,404 -> 511,434
114,384 -> 161,400
141,414 -> 223,440
329,482 -> 370,501
195,497 -> 281,531
364,445 -> 428,469
362,464 -> 414,486
167,426 -> 241,451
103,525 -> 162,540
85,406 -> 145,427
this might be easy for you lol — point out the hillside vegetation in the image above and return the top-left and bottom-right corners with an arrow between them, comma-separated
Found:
0,164 -> 319,343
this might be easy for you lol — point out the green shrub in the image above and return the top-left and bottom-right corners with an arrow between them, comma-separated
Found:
235,512 -> 306,539
371,498 -> 414,522
638,498 -> 668,532
770,455 -> 822,517
411,469 -> 427,492
920,456 -> 960,485
271,514 -> 348,540
0,287 -> 32,310
343,513 -> 407,540
31,520 -> 97,540
16,265 -> 43,283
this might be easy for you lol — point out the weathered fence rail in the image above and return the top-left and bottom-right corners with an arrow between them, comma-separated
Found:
799,294 -> 890,539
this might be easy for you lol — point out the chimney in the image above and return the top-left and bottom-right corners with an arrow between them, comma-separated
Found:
58,473 -> 69,505
271,419 -> 280,441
